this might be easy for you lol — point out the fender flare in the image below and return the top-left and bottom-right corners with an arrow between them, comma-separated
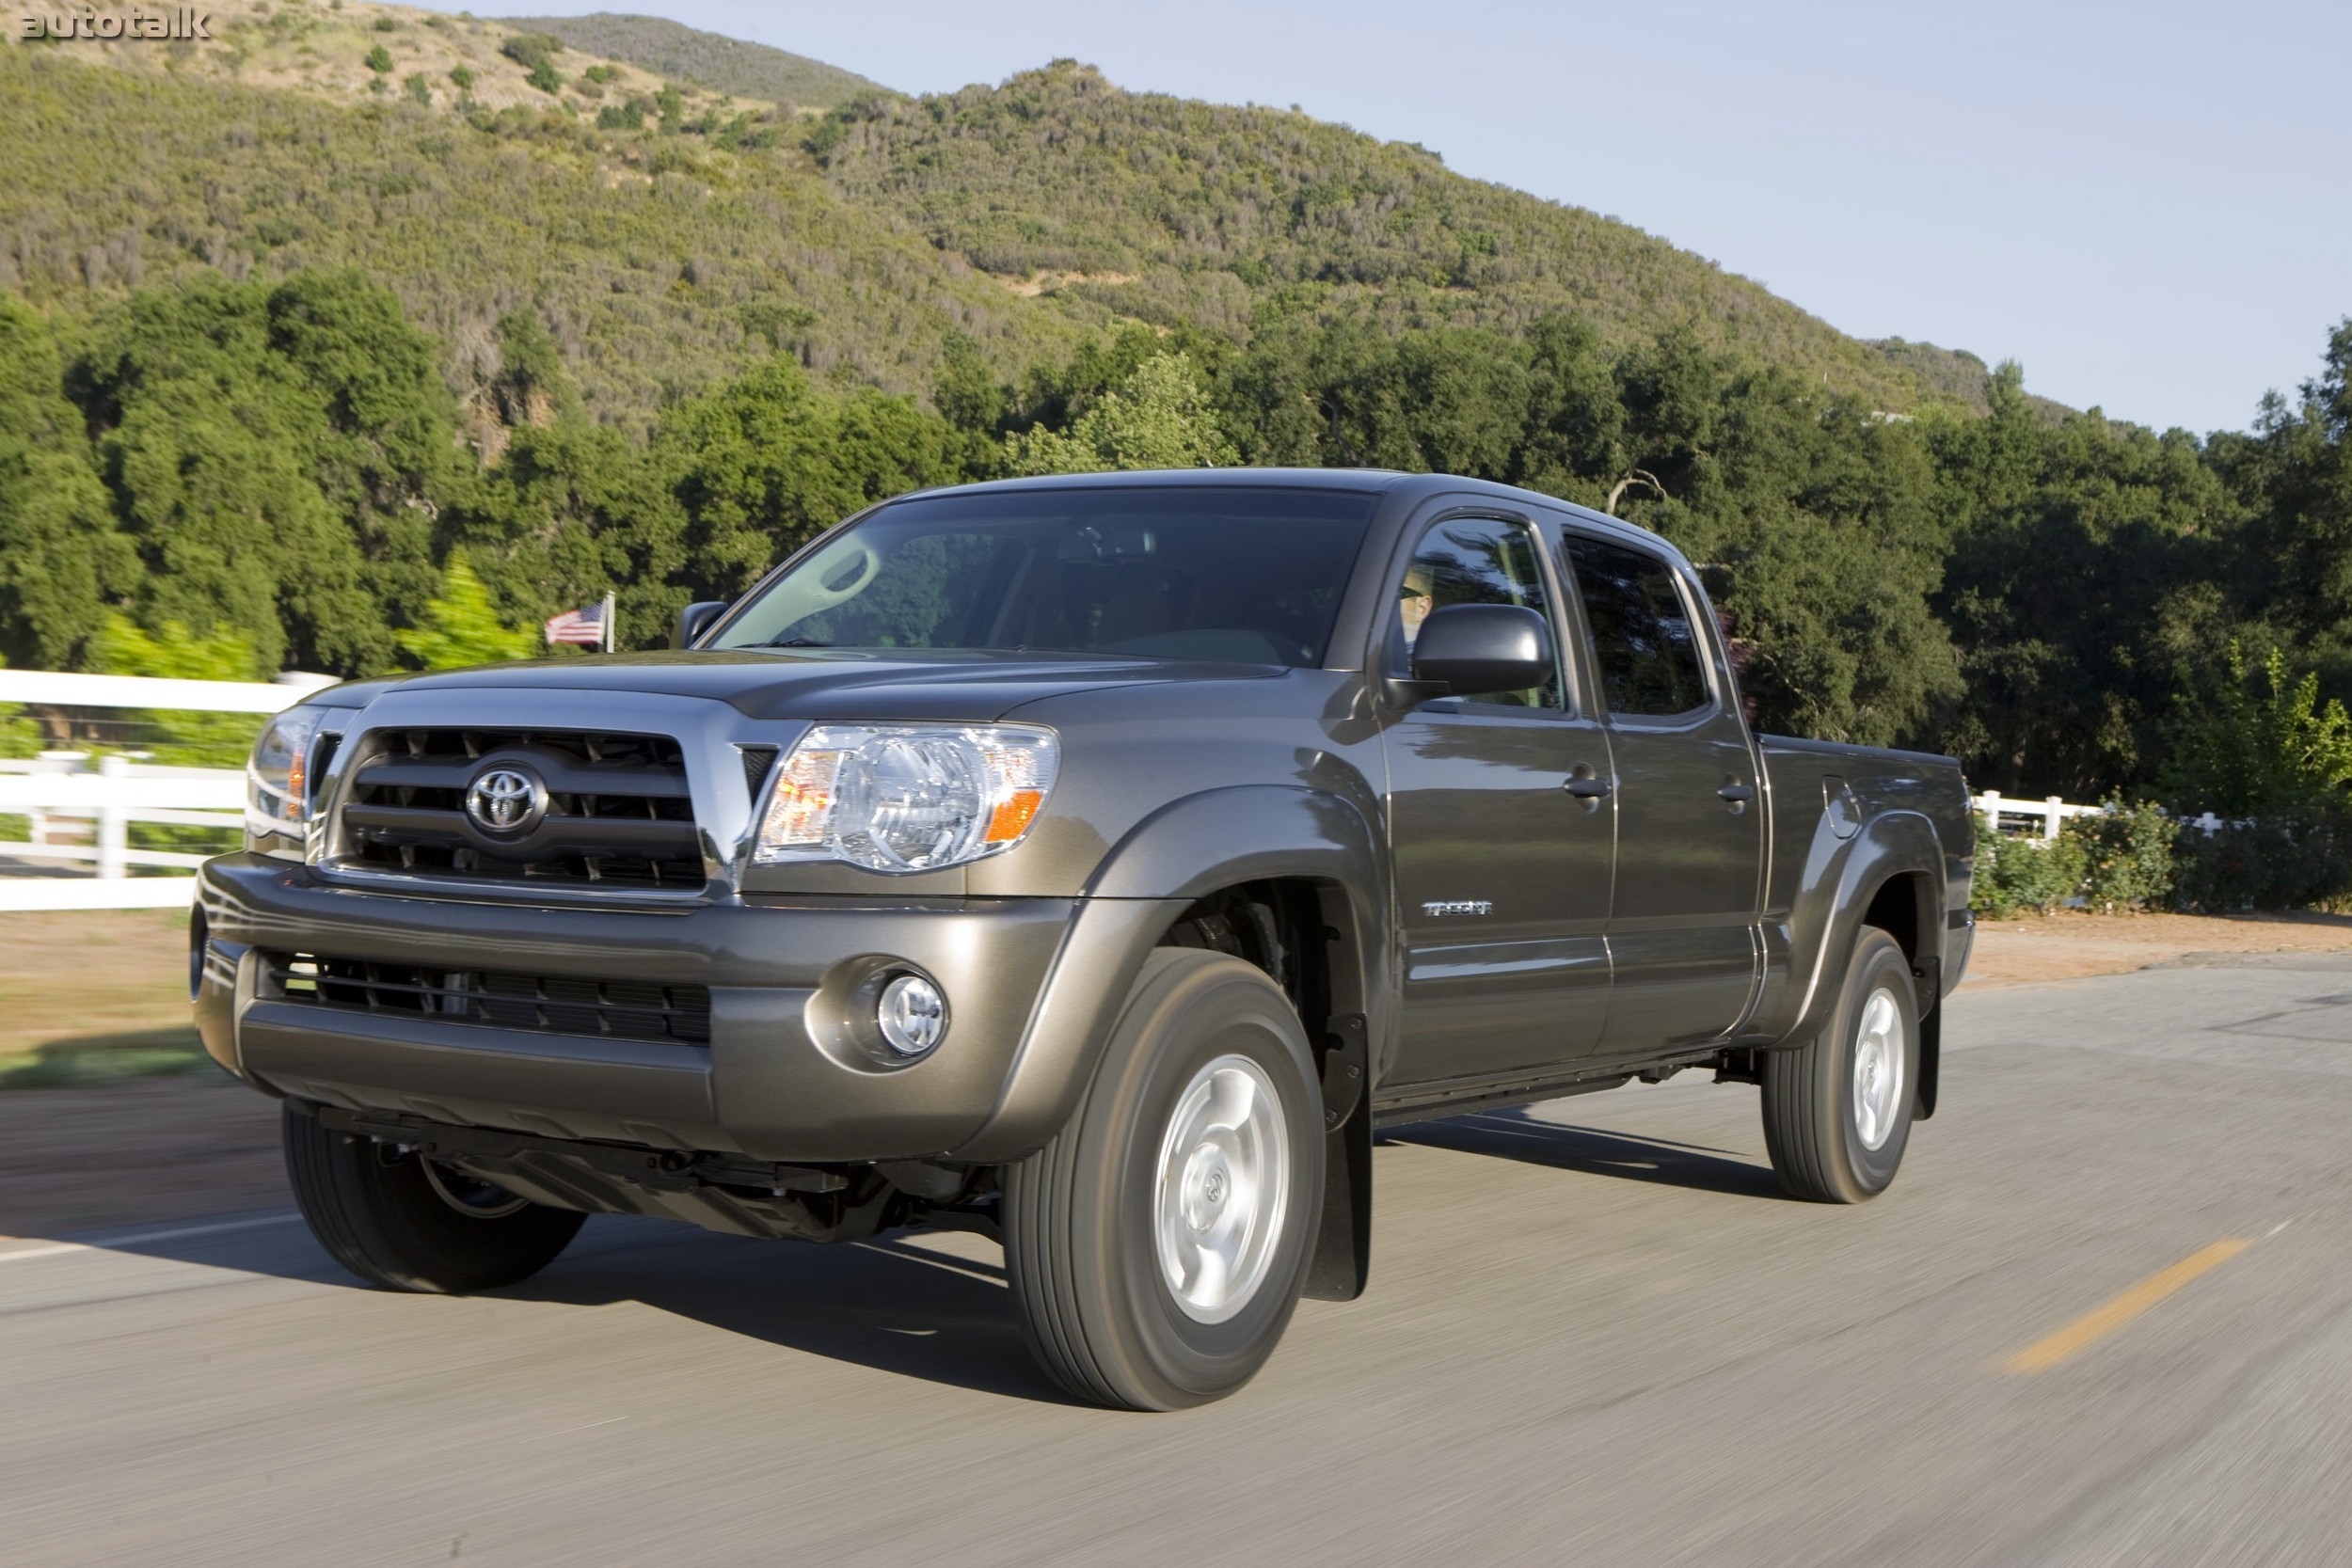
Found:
948,784 -> 1390,1167
1779,812 -> 1949,1087
947,784 -> 1387,1298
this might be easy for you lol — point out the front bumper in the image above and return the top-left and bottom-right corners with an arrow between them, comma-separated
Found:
196,855 -> 1166,1164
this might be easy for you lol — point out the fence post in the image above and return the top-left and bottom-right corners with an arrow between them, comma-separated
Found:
96,753 -> 128,879
1979,789 -> 2001,830
2043,796 -> 2063,843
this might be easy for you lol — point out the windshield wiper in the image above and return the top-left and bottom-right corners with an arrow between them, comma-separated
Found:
761,636 -> 833,648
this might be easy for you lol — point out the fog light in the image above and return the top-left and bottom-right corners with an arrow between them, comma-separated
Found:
876,973 -> 947,1059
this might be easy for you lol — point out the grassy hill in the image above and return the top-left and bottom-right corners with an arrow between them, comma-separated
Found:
503,12 -> 893,111
0,28 -> 1089,434
812,61 -> 1995,410
1,7 -> 2008,425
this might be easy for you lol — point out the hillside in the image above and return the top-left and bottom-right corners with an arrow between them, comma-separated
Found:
812,62 -> 1996,410
504,12 -> 893,111
0,32 -> 1090,434
0,7 -> 2008,424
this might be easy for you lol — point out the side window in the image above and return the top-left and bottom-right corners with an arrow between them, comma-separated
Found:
1391,516 -> 1564,709
1561,534 -> 1711,718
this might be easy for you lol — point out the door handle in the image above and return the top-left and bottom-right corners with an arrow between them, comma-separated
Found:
1563,772 -> 1613,801
1718,782 -> 1756,806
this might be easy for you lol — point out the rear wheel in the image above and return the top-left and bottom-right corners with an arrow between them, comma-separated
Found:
1761,927 -> 1919,1203
283,1105 -> 585,1291
1003,949 -> 1324,1410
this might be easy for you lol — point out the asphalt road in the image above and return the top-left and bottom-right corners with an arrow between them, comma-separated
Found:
5,955 -> 2350,1567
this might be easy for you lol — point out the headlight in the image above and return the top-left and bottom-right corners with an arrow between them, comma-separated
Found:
753,723 -> 1058,874
246,706 -> 325,838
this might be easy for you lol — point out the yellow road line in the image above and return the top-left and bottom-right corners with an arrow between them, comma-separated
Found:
2003,1238 -> 2253,1373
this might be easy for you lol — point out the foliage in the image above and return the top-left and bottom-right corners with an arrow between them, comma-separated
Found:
2171,813 -> 2352,913
2158,642 -> 2352,819
91,613 -> 267,768
394,552 -> 539,670
0,293 -> 137,671
2070,799 -> 2179,911
1970,830 -> 2087,920
503,12 -> 893,109
364,44 -> 392,75
1006,353 -> 1238,475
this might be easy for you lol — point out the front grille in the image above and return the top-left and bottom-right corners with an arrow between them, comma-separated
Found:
264,951 -> 712,1045
335,727 -> 704,891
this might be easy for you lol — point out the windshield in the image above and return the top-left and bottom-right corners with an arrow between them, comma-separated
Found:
709,486 -> 1379,667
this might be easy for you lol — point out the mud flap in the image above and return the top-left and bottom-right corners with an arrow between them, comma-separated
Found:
1915,992 -> 1941,1121
1306,1012 -> 1370,1301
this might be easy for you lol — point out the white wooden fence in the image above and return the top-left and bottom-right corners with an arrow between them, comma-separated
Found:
1977,790 -> 2230,842
0,669 -> 333,911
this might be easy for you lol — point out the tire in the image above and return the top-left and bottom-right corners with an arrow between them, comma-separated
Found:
283,1104 -> 585,1292
1003,949 -> 1325,1410
1762,927 -> 1920,1203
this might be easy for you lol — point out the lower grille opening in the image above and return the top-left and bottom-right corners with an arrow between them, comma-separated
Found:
265,952 -> 711,1046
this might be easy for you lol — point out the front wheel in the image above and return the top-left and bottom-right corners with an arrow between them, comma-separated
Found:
1003,949 -> 1324,1410
283,1105 -> 585,1292
1761,927 -> 1920,1203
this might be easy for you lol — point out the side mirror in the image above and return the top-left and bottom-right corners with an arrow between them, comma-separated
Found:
1409,603 -> 1552,696
675,600 -> 729,649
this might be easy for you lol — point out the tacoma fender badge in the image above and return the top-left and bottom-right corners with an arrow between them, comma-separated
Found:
1421,899 -> 1494,917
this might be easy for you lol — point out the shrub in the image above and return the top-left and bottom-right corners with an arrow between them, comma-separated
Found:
2171,812 -> 2352,913
500,31 -> 564,73
527,59 -> 562,95
1971,830 -> 2087,920
394,552 -> 539,670
448,64 -> 473,89
403,71 -> 432,106
2072,798 -> 2178,911
364,43 -> 393,74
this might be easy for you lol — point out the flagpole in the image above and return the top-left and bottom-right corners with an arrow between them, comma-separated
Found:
602,592 -> 615,655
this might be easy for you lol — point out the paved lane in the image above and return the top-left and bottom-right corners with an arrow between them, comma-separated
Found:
4,955 -> 2349,1566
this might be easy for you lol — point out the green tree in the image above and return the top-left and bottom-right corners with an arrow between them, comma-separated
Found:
2159,641 -> 2352,818
394,552 -> 539,669
1006,352 -> 1237,474
62,272 -> 458,674
365,44 -> 393,74
91,613 -> 267,767
653,357 -> 963,598
0,295 -> 140,671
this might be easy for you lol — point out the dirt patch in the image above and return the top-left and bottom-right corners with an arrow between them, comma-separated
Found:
1963,909 -> 2352,989
995,269 -> 1140,297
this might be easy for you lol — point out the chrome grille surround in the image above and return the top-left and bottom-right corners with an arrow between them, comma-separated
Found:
312,689 -> 787,904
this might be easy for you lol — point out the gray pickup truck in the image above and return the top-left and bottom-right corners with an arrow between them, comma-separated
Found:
195,469 -> 1974,1409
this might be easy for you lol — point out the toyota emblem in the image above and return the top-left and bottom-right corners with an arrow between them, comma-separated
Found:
465,767 -> 545,834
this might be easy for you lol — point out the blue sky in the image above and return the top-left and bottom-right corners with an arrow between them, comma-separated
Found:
474,0 -> 2348,435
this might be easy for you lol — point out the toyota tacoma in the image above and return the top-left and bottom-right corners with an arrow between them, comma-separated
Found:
194,469 -> 1975,1409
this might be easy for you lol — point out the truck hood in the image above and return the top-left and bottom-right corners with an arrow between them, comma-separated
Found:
307,648 -> 1288,725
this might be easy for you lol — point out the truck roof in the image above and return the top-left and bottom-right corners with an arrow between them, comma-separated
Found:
882,467 -> 1658,555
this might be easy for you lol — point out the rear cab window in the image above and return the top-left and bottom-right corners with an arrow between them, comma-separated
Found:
1557,532 -> 1713,721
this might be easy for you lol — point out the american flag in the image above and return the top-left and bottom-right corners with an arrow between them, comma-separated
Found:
545,594 -> 612,650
